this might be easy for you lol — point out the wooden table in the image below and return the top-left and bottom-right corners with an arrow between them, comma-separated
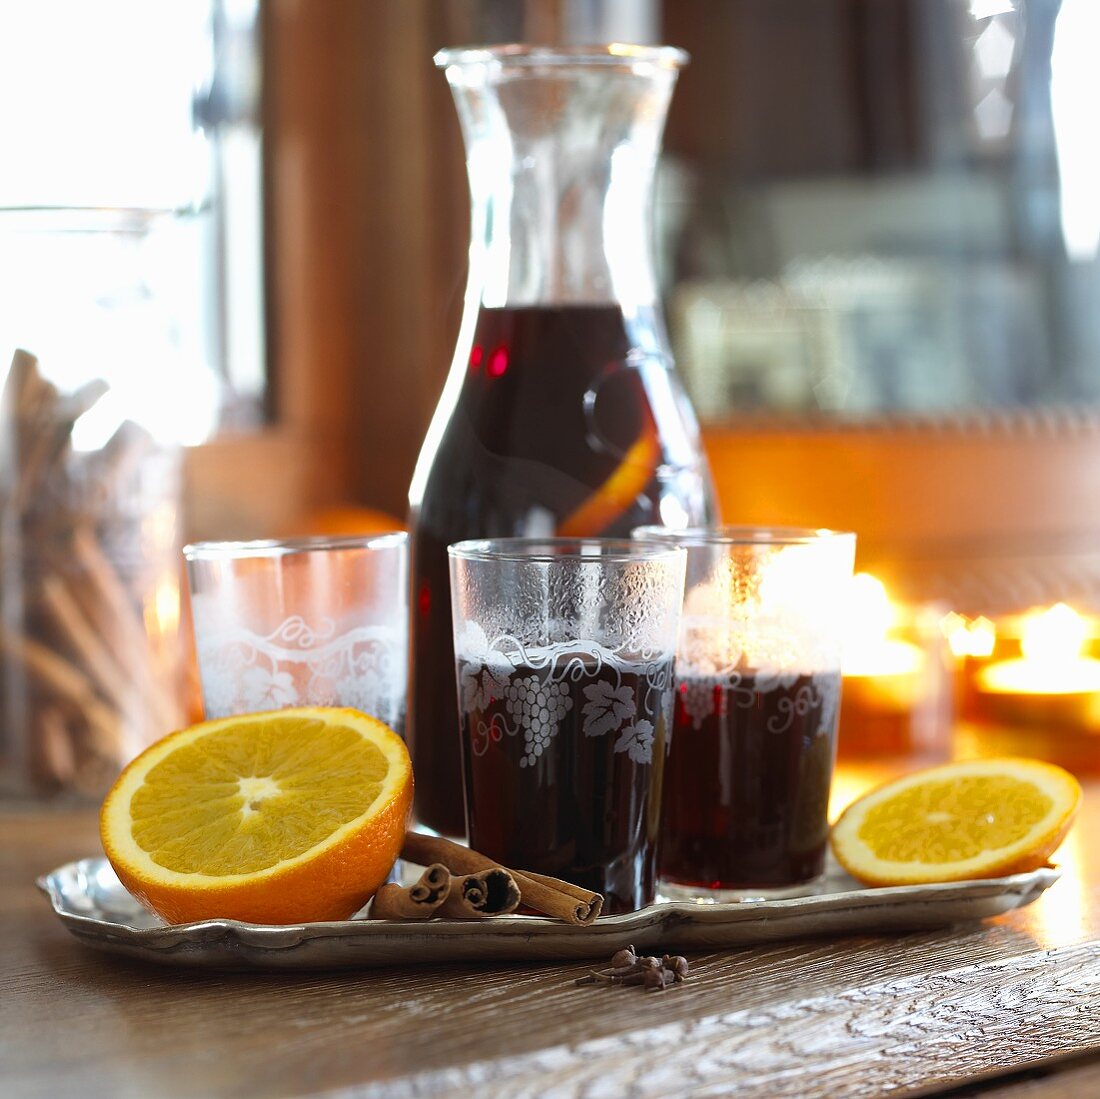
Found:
3,775 -> 1100,1098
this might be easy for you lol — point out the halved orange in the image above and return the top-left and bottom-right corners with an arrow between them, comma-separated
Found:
100,707 -> 412,925
831,757 -> 1080,887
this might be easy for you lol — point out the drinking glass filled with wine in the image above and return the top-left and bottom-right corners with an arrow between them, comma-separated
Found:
634,527 -> 856,901
448,538 -> 685,914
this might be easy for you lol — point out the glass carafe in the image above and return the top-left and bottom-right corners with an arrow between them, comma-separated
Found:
408,45 -> 718,836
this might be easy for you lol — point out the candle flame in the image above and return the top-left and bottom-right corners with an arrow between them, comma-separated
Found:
850,574 -> 897,634
1021,602 -> 1088,664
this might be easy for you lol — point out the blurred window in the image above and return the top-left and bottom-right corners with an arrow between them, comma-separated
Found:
659,0 -> 1100,420
0,0 -> 266,442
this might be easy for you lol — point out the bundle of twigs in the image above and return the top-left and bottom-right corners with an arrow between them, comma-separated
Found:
0,350 -> 181,795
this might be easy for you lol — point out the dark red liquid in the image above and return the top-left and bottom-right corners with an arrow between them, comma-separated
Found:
661,672 -> 842,890
458,653 -> 673,913
409,305 -> 715,836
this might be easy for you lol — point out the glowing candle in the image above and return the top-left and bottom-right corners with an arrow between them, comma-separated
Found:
978,603 -> 1100,696
941,611 -> 997,659
842,574 -> 925,680
966,604 -> 1100,763
838,574 -> 947,763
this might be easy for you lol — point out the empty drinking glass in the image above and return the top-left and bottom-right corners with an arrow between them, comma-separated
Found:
183,534 -> 407,734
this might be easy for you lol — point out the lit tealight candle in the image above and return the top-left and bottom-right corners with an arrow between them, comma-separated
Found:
977,603 -> 1100,696
842,574 -> 924,680
965,604 -> 1100,765
839,574 -> 945,762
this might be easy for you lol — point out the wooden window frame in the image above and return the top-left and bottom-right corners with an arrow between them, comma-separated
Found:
184,0 -> 474,542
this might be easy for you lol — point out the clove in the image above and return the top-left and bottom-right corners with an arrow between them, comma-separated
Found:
575,945 -> 689,993
609,946 -> 637,969
663,955 -> 690,982
644,967 -> 675,992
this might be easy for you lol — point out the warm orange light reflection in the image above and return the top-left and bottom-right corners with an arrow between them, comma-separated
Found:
1025,826 -> 1088,948
829,763 -> 893,821
842,574 -> 924,678
152,576 -> 181,636
941,611 -> 996,659
978,603 -> 1100,695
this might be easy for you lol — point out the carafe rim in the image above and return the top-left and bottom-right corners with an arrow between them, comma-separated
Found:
433,43 -> 688,71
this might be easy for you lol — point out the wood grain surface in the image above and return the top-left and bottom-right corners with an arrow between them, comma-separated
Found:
914,1052 -> 1100,1098
2,782 -> 1099,1099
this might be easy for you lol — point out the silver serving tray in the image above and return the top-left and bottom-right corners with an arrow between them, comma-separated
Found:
37,857 -> 1059,971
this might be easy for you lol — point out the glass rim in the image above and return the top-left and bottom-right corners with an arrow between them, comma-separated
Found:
448,537 -> 686,565
632,525 -> 856,547
433,43 -> 689,70
183,532 -> 407,562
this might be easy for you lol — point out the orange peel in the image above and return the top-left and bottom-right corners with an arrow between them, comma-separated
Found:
558,425 -> 660,537
831,757 -> 1080,887
100,707 -> 412,924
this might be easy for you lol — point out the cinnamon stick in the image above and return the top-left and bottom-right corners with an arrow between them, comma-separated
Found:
519,870 -> 603,904
1,351 -> 181,796
436,869 -> 521,919
91,421 -> 156,502
508,869 -> 601,924
401,832 -> 603,925
1,350 -> 49,454
39,574 -> 142,720
29,705 -> 76,789
15,378 -> 107,515
370,864 -> 451,920
0,625 -> 99,707
0,625 -> 124,760
68,527 -> 179,731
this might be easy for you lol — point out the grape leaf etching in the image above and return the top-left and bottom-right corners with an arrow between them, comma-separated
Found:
460,663 -> 512,714
581,680 -> 636,738
614,719 -> 655,764
457,621 -> 516,713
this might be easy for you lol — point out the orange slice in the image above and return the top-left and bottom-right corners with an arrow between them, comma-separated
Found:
831,757 -> 1080,887
557,423 -> 660,537
100,707 -> 412,925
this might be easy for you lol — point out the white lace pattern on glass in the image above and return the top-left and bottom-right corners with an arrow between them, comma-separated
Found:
194,614 -> 406,728
676,615 -> 841,738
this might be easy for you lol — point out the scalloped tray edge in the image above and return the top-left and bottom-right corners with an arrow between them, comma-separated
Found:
37,858 -> 1061,970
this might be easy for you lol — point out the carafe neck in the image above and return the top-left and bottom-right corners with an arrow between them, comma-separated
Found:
437,45 -> 686,313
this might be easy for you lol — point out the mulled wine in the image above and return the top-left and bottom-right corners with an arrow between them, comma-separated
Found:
660,671 -> 842,894
456,648 -> 674,914
410,304 -> 715,836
